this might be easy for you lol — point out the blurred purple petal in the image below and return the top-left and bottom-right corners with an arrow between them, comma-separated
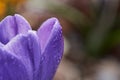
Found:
4,31 -> 41,80
0,14 -> 64,80
0,48 -> 29,80
0,42 -> 4,47
37,18 -> 64,80
0,14 -> 31,44
37,18 -> 58,52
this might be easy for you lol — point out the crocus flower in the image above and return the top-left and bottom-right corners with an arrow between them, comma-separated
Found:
0,14 -> 64,80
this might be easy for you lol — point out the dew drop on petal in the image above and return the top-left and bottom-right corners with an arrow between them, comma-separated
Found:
4,62 -> 8,66
11,56 -> 14,59
18,64 -> 22,68
41,56 -> 45,64
54,55 -> 61,64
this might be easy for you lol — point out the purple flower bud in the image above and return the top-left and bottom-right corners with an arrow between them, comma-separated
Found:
0,14 -> 64,80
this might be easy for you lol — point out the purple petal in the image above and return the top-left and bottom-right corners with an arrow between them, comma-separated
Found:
0,14 -> 31,44
37,18 -> 58,52
37,18 -> 64,80
4,31 -> 41,80
0,47 -> 29,80
0,42 -> 4,47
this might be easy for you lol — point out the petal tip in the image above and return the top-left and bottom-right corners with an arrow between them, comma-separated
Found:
48,17 -> 62,30
49,17 -> 58,22
14,14 -> 23,17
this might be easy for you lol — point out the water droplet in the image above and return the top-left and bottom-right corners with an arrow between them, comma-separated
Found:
18,64 -> 23,68
54,55 -> 61,64
4,62 -> 8,66
52,44 -> 56,48
59,33 -> 62,37
11,56 -> 14,59
28,37 -> 31,42
40,56 -> 45,64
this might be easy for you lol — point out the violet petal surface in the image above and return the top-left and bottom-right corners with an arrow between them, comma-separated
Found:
0,14 -> 31,44
4,31 -> 41,80
0,47 -> 29,80
37,18 -> 64,80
